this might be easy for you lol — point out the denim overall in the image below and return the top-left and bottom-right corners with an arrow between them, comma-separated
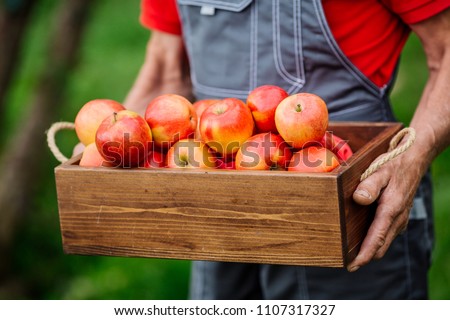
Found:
177,0 -> 434,299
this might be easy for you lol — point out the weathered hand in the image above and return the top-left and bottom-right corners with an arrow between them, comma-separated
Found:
347,149 -> 423,272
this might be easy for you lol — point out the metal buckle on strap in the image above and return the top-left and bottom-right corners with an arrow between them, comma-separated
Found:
200,6 -> 216,15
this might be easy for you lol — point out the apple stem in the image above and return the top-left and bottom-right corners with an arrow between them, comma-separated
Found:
295,104 -> 302,112
113,112 -> 118,123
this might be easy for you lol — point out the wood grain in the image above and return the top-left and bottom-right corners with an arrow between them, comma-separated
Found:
56,167 -> 344,266
334,122 -> 403,264
54,122 -> 403,267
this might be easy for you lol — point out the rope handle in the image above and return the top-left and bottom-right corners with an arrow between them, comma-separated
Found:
46,121 -> 76,163
360,127 -> 416,181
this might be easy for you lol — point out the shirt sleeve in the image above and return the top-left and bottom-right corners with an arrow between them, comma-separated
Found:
140,0 -> 182,35
382,0 -> 450,24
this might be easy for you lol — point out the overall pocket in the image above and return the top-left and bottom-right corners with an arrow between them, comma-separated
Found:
178,0 -> 255,99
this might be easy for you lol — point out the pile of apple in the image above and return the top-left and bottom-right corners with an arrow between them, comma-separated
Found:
75,85 -> 353,172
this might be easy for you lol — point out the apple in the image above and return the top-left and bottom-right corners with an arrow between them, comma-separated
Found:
75,99 -> 125,145
247,85 -> 288,133
320,131 -> 353,162
166,139 -> 217,169
199,98 -> 254,156
275,93 -> 328,148
142,150 -> 166,168
192,99 -> 220,140
235,133 -> 292,170
288,146 -> 339,172
79,143 -> 109,167
145,94 -> 197,149
95,110 -> 153,168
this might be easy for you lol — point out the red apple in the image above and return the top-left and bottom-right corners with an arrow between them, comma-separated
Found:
288,146 -> 339,173
247,85 -> 288,133
320,131 -> 353,162
79,143 -> 108,167
199,98 -> 254,156
166,139 -> 217,169
193,99 -> 220,119
142,150 -> 166,168
235,133 -> 292,170
145,94 -> 197,149
275,93 -> 328,148
193,99 -> 220,140
96,110 -> 153,168
75,99 -> 125,145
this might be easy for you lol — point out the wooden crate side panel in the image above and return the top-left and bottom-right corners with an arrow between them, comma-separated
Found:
328,122 -> 395,153
338,124 -> 402,264
55,169 -> 344,267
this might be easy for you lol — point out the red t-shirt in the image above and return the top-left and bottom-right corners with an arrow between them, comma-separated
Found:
140,0 -> 449,88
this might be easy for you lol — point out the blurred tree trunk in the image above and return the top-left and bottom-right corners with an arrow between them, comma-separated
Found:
0,0 -> 94,298
0,0 -> 36,119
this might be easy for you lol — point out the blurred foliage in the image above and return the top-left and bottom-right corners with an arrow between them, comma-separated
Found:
3,0 -> 190,300
1,0 -> 449,299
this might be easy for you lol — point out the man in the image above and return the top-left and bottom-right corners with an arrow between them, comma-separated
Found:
125,0 -> 450,299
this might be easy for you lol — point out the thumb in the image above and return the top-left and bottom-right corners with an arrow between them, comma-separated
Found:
353,170 -> 390,206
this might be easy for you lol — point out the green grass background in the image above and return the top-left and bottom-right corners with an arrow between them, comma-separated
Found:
3,0 -> 449,299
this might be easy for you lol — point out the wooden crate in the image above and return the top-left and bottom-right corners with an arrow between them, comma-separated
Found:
55,122 -> 402,268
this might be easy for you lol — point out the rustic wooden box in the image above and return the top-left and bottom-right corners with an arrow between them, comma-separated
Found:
55,122 -> 402,268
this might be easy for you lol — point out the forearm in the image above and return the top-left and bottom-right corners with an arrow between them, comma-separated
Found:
410,56 -> 450,154
124,30 -> 193,115
409,16 -> 450,176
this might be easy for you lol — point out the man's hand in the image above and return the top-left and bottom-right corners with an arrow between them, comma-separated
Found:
349,140 -> 425,272
124,30 -> 193,115
348,7 -> 450,272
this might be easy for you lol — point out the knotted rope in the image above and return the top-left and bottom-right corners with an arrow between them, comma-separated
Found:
360,127 -> 416,181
